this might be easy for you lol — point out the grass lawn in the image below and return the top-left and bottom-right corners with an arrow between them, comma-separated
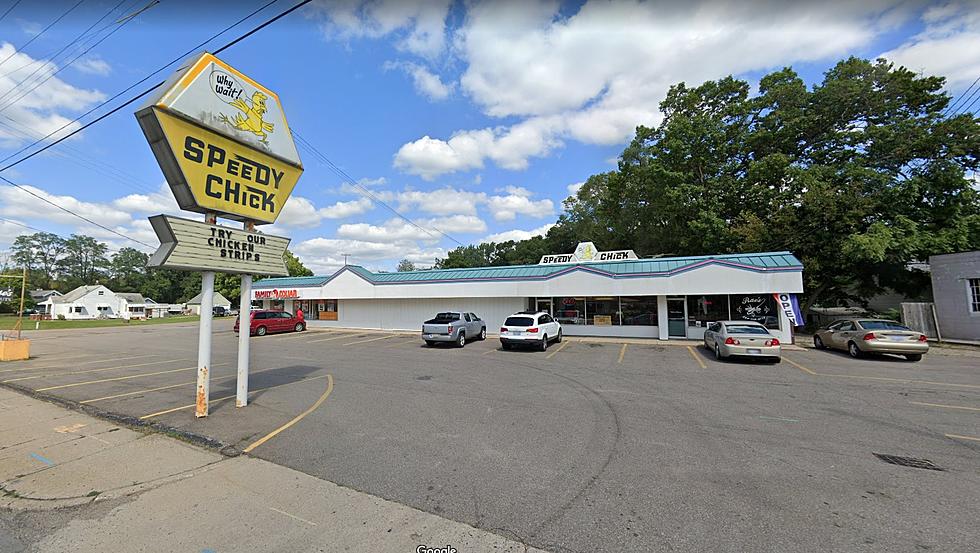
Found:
0,314 -> 201,331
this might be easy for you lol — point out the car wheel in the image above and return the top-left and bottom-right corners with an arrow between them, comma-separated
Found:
848,341 -> 862,358
457,332 -> 466,348
294,322 -> 305,332
540,335 -> 548,351
480,327 -> 487,341
556,329 -> 562,343
905,353 -> 923,362
256,326 -> 267,337
714,343 -> 722,360
813,335 -> 824,349
425,340 -> 435,347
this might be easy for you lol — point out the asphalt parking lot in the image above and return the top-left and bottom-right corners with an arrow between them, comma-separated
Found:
4,323 -> 979,552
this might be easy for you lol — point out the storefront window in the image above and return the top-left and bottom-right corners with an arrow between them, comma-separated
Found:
621,296 -> 658,326
554,297 -> 586,325
586,297 -> 620,325
687,295 -> 728,327
731,294 -> 779,329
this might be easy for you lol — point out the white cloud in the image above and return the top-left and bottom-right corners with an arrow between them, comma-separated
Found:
880,2 -> 980,91
482,223 -> 554,244
112,184 -> 180,214
293,236 -> 446,273
567,181 -> 584,196
311,0 -> 452,58
485,190 -> 553,221
419,214 -> 487,234
394,0 -> 914,178
336,217 -> 443,244
275,196 -> 373,229
74,57 -> 111,76
1,184 -> 133,228
386,61 -> 453,100
0,43 -> 105,147
394,187 -> 487,215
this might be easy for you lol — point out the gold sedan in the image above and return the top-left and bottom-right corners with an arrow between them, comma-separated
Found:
813,319 -> 929,361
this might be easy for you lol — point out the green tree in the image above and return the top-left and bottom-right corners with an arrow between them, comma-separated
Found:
547,58 -> 979,309
57,235 -> 109,289
284,249 -> 312,276
108,247 -> 149,291
396,259 -> 416,272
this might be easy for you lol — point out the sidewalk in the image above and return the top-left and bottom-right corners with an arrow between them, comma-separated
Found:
0,387 -> 545,553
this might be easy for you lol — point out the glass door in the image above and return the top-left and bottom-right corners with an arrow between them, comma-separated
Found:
536,297 -> 552,315
667,297 -> 686,337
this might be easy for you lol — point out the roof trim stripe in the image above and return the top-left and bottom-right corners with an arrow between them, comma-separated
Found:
253,254 -> 803,289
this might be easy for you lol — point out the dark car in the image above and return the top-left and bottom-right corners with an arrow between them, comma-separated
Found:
234,309 -> 305,336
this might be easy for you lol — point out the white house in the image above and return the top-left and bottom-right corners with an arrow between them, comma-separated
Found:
185,291 -> 232,315
41,286 -> 160,320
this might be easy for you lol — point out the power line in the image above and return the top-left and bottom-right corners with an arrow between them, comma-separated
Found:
0,0 -> 23,25
292,131 -> 465,247
0,0 -> 312,251
0,0 -> 154,113
0,0 -> 283,172
0,174 -> 154,247
0,0 -> 85,70
0,0 -> 131,111
942,75 -> 980,117
0,215 -> 50,234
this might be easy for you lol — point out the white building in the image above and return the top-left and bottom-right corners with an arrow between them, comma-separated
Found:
41,285 -> 145,320
251,246 -> 805,343
185,291 -> 232,315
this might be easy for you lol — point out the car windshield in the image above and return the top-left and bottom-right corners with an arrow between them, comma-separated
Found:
726,324 -> 770,335
432,312 -> 460,322
504,316 -> 534,327
859,320 -> 911,331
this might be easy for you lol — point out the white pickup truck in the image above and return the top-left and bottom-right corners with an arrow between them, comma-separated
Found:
421,311 -> 487,347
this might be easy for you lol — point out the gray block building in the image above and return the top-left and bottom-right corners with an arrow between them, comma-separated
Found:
929,251 -> 980,343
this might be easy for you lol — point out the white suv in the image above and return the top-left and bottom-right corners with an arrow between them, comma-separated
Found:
499,311 -> 562,351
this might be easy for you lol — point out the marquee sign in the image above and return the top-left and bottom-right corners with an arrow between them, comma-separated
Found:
136,52 -> 303,224
147,215 -> 290,276
254,289 -> 299,299
539,242 -> 638,265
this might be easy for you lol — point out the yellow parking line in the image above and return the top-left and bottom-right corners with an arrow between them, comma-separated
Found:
0,354 -> 150,374
945,433 -> 980,443
35,363 -> 229,392
306,333 -> 357,344
79,366 -> 282,404
687,346 -> 707,369
909,401 -> 980,412
243,374 -> 333,453
3,358 -> 186,383
481,348 -> 496,355
783,356 -> 817,375
139,373 -> 330,420
545,340 -> 569,359
617,343 -> 628,364
342,334 -> 397,346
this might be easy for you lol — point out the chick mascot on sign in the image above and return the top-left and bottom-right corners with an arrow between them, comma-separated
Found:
221,90 -> 274,143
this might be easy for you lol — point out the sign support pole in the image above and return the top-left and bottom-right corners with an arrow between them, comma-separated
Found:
195,212 -> 217,418
236,220 -> 255,408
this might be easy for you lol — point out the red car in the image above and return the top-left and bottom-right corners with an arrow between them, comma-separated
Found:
234,310 -> 305,336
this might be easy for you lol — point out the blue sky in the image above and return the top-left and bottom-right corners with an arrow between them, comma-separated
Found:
0,0 -> 978,273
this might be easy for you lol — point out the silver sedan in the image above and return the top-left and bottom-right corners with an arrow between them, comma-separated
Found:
703,320 -> 782,363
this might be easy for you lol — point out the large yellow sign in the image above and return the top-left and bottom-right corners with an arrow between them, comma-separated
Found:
136,52 -> 302,224
143,108 -> 301,223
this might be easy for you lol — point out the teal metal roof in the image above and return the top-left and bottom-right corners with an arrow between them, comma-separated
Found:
252,275 -> 333,289
253,251 -> 802,289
